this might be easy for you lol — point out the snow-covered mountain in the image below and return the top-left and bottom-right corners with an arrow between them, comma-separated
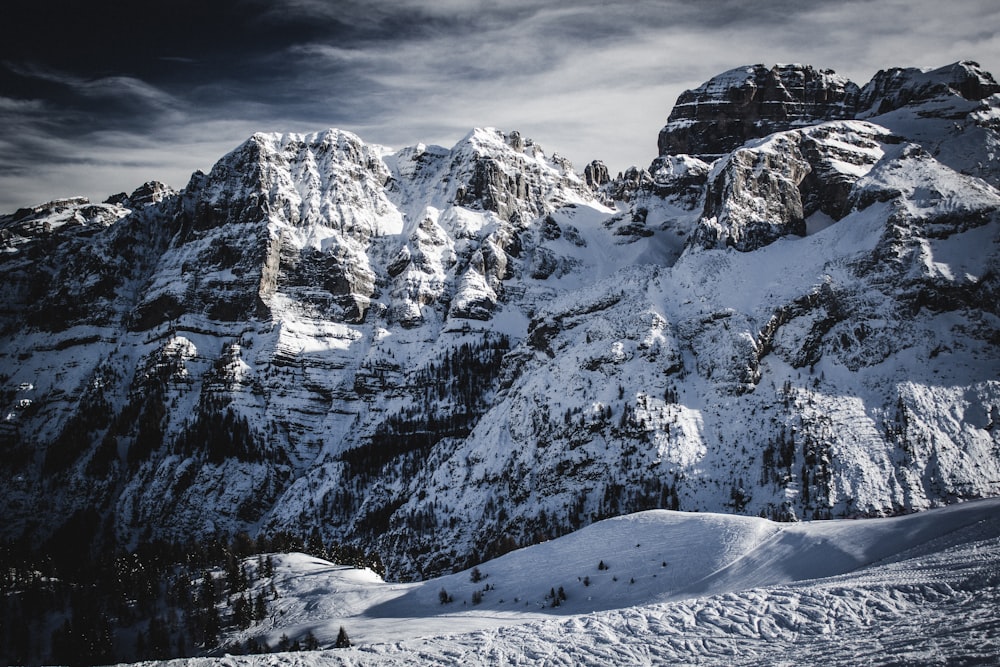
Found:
1,60 -> 999,583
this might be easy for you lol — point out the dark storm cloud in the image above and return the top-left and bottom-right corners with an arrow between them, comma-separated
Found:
1,0 -> 997,211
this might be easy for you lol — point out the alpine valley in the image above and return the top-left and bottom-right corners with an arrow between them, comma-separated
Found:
2,60 -> 1000,663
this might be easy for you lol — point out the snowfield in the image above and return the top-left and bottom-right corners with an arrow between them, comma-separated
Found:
149,499 -> 1000,666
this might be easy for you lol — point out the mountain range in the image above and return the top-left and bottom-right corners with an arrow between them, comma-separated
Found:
1,59 -> 999,584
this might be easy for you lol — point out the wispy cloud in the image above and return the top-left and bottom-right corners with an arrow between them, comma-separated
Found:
0,0 -> 997,211
4,62 -> 182,114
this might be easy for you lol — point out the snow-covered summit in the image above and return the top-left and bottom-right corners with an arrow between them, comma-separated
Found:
388,127 -> 593,225
657,60 -> 1000,168
858,60 -> 1000,115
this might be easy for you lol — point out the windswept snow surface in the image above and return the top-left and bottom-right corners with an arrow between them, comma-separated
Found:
161,499 -> 999,666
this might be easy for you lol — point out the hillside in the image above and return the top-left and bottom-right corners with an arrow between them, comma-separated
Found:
161,499 -> 1000,664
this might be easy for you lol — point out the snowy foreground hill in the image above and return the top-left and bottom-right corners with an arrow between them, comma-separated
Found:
148,500 -> 1000,665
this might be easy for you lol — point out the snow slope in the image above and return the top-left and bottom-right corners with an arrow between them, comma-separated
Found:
154,498 -> 1000,665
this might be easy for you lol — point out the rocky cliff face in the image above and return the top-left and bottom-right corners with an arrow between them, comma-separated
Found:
1,61 -> 998,580
657,60 -> 1000,172
694,121 -> 898,251
658,64 -> 860,159
858,60 -> 1000,115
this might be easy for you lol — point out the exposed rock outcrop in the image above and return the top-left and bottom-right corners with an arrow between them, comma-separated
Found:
658,64 -> 860,159
106,181 -> 175,209
858,60 -> 1000,116
694,121 -> 896,251
658,60 -> 1000,189
584,160 -> 611,188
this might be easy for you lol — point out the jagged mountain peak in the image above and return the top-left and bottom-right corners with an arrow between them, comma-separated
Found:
455,127 -> 532,154
657,60 -> 1000,170
385,126 -> 593,228
859,60 -> 1000,116
186,127 -> 399,235
104,180 -> 176,210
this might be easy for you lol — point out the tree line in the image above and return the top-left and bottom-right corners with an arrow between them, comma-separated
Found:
0,529 -> 374,665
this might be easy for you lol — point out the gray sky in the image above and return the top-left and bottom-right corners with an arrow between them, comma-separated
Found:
1,0 -> 998,212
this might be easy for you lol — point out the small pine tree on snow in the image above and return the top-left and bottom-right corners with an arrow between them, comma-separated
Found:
439,588 -> 453,604
335,626 -> 351,648
558,586 -> 566,601
263,555 -> 275,577
233,594 -> 252,628
470,566 -> 483,583
254,591 -> 267,621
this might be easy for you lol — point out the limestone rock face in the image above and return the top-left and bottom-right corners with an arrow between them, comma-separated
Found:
584,160 -> 611,188
658,64 -> 860,159
450,129 -> 592,223
384,128 -> 594,325
658,60 -> 1000,188
131,130 -> 401,328
647,154 -> 710,208
696,132 -> 812,251
859,60 -> 1000,115
693,121 -> 896,251
106,181 -> 176,209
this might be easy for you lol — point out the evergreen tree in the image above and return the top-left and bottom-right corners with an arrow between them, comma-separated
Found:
202,604 -> 220,648
261,555 -> 275,578
335,626 -> 351,648
233,594 -> 252,628
254,591 -> 267,621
